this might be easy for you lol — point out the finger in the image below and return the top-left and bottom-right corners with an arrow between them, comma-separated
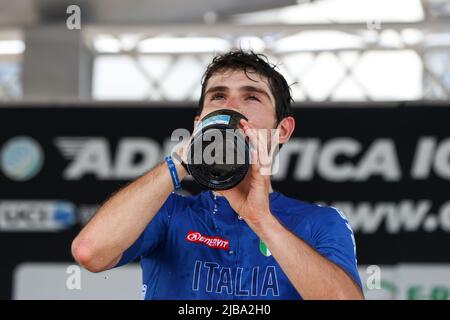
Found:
241,121 -> 256,146
250,146 -> 260,175
268,129 -> 280,158
239,121 -> 260,170
256,129 -> 272,176
240,121 -> 273,176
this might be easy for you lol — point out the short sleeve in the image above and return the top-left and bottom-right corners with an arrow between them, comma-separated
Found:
114,192 -> 180,267
309,206 -> 362,289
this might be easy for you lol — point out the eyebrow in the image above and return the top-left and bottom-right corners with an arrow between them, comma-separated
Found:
205,85 -> 273,104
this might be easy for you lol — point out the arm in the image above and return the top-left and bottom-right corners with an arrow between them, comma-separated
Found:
247,213 -> 363,300
71,161 -> 187,273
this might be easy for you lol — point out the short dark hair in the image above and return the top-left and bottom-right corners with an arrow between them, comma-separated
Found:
197,49 -> 294,124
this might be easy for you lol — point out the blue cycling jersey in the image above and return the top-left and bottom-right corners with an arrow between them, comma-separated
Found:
116,190 -> 362,300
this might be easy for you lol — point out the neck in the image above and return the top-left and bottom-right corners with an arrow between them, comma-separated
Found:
213,181 -> 274,197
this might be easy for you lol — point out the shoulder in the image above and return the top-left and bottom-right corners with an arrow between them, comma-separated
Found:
163,191 -> 208,213
164,191 -> 195,209
272,193 -> 345,220
272,193 -> 352,233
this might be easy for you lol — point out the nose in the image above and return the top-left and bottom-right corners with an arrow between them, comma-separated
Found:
225,95 -> 241,113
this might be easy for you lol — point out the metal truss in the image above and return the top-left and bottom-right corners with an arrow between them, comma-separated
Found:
86,20 -> 450,102
1,19 -> 450,102
0,55 -> 22,101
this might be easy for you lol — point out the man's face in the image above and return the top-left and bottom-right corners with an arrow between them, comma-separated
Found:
199,69 -> 277,130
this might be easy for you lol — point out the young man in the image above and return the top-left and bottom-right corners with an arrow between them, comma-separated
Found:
72,50 -> 364,300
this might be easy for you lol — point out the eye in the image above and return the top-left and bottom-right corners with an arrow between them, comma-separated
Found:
211,93 -> 225,100
246,95 -> 260,102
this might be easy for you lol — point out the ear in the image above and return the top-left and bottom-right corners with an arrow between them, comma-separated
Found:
276,116 -> 295,144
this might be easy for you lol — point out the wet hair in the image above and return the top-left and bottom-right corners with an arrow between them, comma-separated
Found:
197,49 -> 294,124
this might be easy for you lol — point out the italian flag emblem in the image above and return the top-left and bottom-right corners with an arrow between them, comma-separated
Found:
259,239 -> 271,257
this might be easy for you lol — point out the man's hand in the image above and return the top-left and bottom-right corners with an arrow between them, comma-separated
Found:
219,119 -> 276,225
